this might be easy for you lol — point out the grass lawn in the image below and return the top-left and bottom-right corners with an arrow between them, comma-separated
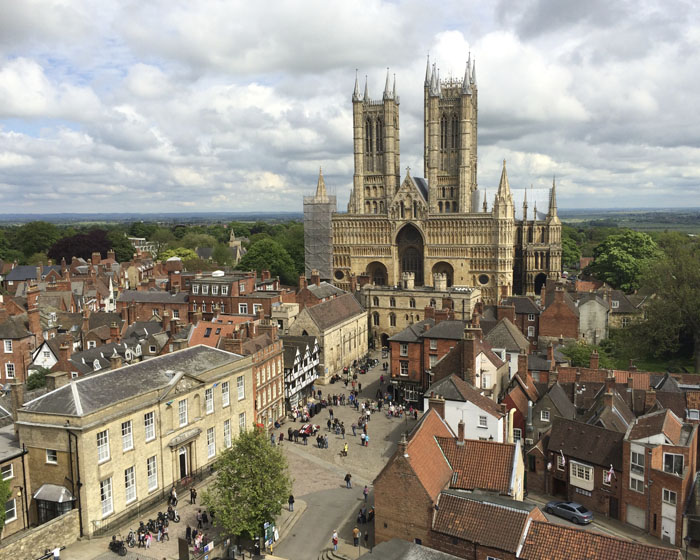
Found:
613,355 -> 697,374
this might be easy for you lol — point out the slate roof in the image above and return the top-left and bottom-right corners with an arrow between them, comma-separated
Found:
485,318 -> 529,352
424,374 -> 504,417
432,491 -> 536,552
628,409 -> 685,444
500,296 -> 540,315
436,437 -> 516,494
117,290 -> 188,304
519,521 -> 682,560
544,288 -> 579,317
545,383 -> 577,419
4,265 -> 61,282
123,322 -> 165,340
0,315 -> 31,339
306,282 -> 345,299
281,335 -> 317,368
188,319 -> 248,348
547,418 -> 624,470
608,290 -> 640,314
22,346 -> 242,417
359,539 -> 461,560
304,293 -> 365,331
582,389 -> 636,432
388,319 -> 434,343
0,423 -> 22,462
422,320 -> 467,340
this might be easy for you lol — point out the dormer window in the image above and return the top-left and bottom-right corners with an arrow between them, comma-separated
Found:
221,286 -> 228,295
192,284 -> 199,294
212,285 -> 219,295
202,285 -> 209,295
93,360 -> 101,371
611,300 -> 619,309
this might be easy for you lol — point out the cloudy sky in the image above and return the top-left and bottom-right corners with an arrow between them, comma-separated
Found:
0,0 -> 698,213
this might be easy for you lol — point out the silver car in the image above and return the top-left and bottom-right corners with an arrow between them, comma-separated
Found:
545,501 -> 594,524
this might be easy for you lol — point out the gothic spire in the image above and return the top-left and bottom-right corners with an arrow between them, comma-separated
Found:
437,67 -> 442,96
471,58 -> 477,86
363,75 -> 369,101
352,69 -> 360,102
548,176 -> 558,218
462,55 -> 472,94
392,74 -> 397,101
497,159 -> 511,198
315,167 -> 328,202
383,67 -> 391,100
430,63 -> 438,96
425,54 -> 431,86
523,186 -> 528,221
482,190 -> 488,212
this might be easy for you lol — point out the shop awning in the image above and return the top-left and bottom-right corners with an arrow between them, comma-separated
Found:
33,484 -> 74,503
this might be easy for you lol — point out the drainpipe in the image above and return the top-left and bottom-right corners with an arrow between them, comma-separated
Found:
21,443 -> 29,530
66,428 -> 83,537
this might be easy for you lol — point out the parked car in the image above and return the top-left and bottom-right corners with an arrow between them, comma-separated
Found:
544,501 -> 593,524
299,423 -> 320,436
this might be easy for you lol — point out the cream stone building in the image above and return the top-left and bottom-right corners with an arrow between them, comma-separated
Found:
362,272 -> 481,347
305,58 -> 562,303
287,293 -> 367,383
15,345 -> 254,536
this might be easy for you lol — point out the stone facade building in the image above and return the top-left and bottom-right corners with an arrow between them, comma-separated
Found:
15,346 -> 254,536
305,60 -> 562,304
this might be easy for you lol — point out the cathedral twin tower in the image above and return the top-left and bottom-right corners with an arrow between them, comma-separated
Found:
304,56 -> 561,303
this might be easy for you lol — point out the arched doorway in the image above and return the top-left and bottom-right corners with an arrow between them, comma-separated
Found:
431,262 -> 454,287
534,273 -> 547,295
380,333 -> 389,348
396,224 -> 424,286
366,261 -> 388,286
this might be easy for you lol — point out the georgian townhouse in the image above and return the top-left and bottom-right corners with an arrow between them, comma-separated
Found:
188,272 -> 257,320
15,346 -> 254,536
281,335 -> 320,411
0,423 -> 31,539
621,409 -> 698,546
0,315 -> 37,384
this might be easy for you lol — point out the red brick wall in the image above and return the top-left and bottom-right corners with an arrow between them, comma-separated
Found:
117,300 -> 189,324
539,301 -> 578,339
0,335 -> 34,383
422,338 -> 459,374
428,532 -> 476,559
390,340 -> 423,384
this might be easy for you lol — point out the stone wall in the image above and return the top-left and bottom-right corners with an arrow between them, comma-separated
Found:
0,509 -> 79,559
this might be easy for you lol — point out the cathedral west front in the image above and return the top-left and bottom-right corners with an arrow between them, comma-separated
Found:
304,57 -> 562,304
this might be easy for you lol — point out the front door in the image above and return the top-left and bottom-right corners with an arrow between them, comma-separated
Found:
179,446 -> 188,479
609,497 -> 619,520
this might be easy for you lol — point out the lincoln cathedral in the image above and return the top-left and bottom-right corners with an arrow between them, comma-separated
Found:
304,56 -> 562,304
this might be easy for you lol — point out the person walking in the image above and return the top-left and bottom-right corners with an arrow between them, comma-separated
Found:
324,434 -> 329,448
190,486 -> 197,504
360,433 -> 366,446
288,494 -> 295,512
342,442 -> 348,456
161,524 -> 169,542
332,530 -> 339,551
363,485 -> 369,502
351,422 -> 357,436
196,509 -> 203,529
202,510 -> 209,528
341,423 -> 346,439
345,473 -> 352,488
353,526 -> 360,547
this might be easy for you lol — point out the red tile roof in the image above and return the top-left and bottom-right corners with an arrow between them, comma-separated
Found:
436,437 -> 516,494
519,521 -> 682,560
433,493 -> 538,552
188,317 -> 249,347
628,409 -> 683,444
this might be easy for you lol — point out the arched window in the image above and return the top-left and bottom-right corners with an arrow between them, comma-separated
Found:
400,201 -> 405,219
380,201 -> 385,212
451,114 -> 459,149
376,119 -> 383,153
390,313 -> 396,327
373,296 -> 379,306
372,312 -> 380,326
450,187 -> 454,198
366,186 -> 370,196
365,201 -> 371,213
430,298 -> 436,307
390,297 -> 396,307
410,298 -> 416,308
365,119 -> 373,153
372,186 -> 377,197
440,114 -> 448,150
373,201 -> 378,214
438,201 -> 443,213
453,201 -> 458,212
442,187 -> 446,198
413,201 -> 418,218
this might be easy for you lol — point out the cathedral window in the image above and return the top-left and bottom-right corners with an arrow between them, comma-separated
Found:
438,201 -> 443,213
380,201 -> 385,212
390,297 -> 396,307
389,313 -> 396,327
372,312 -> 380,326
373,201 -> 378,214
400,201 -> 405,219
430,298 -> 436,307
409,298 -> 416,308
373,186 -> 377,197
442,187 -> 446,198
451,114 -> 459,149
440,114 -> 448,150
453,202 -> 458,213
376,119 -> 383,153
366,201 -> 371,213
450,187 -> 454,198
413,201 -> 418,219
365,119 -> 373,153
373,296 -> 379,306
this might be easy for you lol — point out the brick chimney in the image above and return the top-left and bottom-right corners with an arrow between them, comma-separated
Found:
518,349 -> 528,378
311,269 -> 321,286
627,375 -> 635,390
644,389 -> 657,411
496,303 -> 516,323
27,284 -> 40,309
58,343 -> 71,364
35,266 -> 42,284
604,371 -> 616,393
457,419 -> 465,445
92,252 -> 101,265
554,284 -> 565,304
424,306 -> 435,320
221,335 -> 244,355
109,322 -> 120,343
349,273 -> 358,293
148,277 -> 156,289
602,391 -> 614,410
10,383 -> 24,436
28,305 -> 43,345
45,371 -> 70,391
107,250 -> 116,261
61,257 -> 67,277
589,350 -> 599,370
628,359 -> 637,372
110,352 -> 123,370
261,269 -> 271,281
427,393 -> 445,419
299,275 -> 308,291
162,311 -> 171,334
257,307 -> 265,322
463,330 -> 478,386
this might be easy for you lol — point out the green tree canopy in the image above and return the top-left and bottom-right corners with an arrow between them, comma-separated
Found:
160,247 -> 198,261
561,234 -> 582,271
212,243 -> 232,267
203,429 -> 291,540
27,367 -> 51,390
107,230 -> 136,262
237,238 -> 296,285
16,221 -> 61,257
587,230 -> 659,292
561,341 -> 615,369
47,229 -> 112,262
179,232 -> 218,250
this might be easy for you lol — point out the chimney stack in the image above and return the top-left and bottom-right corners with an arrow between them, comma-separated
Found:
589,350 -> 599,370
45,371 -> 70,391
604,371 -> 616,394
109,321 -> 120,343
457,419 -> 465,444
10,383 -> 24,437
496,303 -> 516,323
463,330 -> 478,386
427,394 -> 445,419
644,389 -> 657,412
518,349 -> 528,379
92,252 -> 101,265
59,343 -> 71,364
311,269 -> 321,286
110,352 -> 123,370
547,343 -> 555,371
261,269 -> 271,281
299,275 -> 308,291
27,305 -> 43,345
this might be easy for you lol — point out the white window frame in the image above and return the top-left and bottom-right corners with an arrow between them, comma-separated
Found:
237,376 -> 245,400
5,498 -> 17,523
207,427 -> 216,458
478,415 -> 488,428
253,303 -> 263,314
192,284 -> 199,294
556,454 -> 565,471
400,361 -> 408,376
664,452 -> 684,476
173,309 -> 180,319
689,410 -> 700,421
630,477 -> 645,493
46,449 -> 57,464
147,456 -> 158,492
400,343 -> 408,357
611,300 -> 619,309
527,326 -> 535,338
144,411 -> 155,441
239,412 -> 246,433
238,303 -> 248,314
222,381 -> 230,407
1,464 -> 13,480
201,284 -> 209,295
87,340 -> 96,349
540,410 -> 550,422
121,421 -> 133,452
631,451 -> 644,475
3,340 -> 12,353
5,363 -> 15,379
97,430 -> 110,463
224,419 -> 232,448
179,399 -> 188,427
124,466 -> 136,504
571,462 -> 592,482
100,477 -> 113,518
528,314 -> 535,322
663,488 -> 677,506
212,285 -> 219,295
149,345 -> 157,353
513,428 -> 522,441
205,387 -> 214,414
221,286 -> 229,295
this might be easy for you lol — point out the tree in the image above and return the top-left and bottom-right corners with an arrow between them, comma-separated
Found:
561,235 -> 582,271
561,341 -> 615,369
160,247 -> 198,261
237,238 -> 296,285
627,238 -> 700,373
203,429 -> 291,541
107,230 -> 136,262
47,229 -> 112,262
180,232 -> 217,250
274,222 -> 304,275
27,367 -> 50,390
0,476 -> 10,533
212,243 -> 232,267
149,228 -> 176,260
16,221 -> 61,257
586,230 -> 659,292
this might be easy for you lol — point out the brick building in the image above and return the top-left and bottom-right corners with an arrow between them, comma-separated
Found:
117,290 -> 189,324
539,284 -> 579,345
296,272 -> 345,310
0,314 -> 37,384
499,295 -> 541,351
0,424 -> 31,539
